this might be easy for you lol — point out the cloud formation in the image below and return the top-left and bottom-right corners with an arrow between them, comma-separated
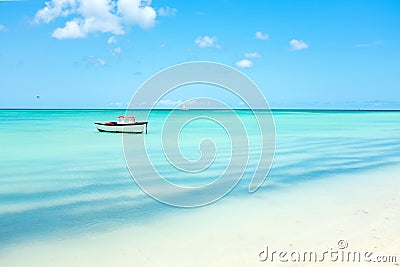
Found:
244,52 -> 261,58
235,59 -> 253,68
158,99 -> 182,106
107,35 -> 117,44
109,101 -> 124,107
86,56 -> 106,67
34,0 -> 156,39
158,6 -> 177,17
289,39 -> 309,50
195,35 -> 219,48
255,31 -> 268,40
355,40 -> 383,47
113,47 -> 121,55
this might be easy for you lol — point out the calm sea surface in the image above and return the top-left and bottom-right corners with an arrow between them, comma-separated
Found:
1,109 -> 399,246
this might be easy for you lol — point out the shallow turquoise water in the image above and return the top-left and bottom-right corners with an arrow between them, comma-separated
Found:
0,109 -> 400,246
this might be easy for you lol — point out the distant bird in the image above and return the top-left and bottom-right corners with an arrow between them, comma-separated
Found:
36,95 -> 40,100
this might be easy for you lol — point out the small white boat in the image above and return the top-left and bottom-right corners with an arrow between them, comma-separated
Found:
95,116 -> 148,134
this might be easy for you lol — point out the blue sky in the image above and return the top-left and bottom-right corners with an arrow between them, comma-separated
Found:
0,0 -> 399,109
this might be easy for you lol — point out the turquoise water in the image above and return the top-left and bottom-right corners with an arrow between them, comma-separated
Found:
1,109 -> 400,246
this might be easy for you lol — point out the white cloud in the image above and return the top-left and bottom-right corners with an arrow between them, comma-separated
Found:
195,35 -> 219,48
34,0 -> 157,39
52,18 -> 86,39
355,40 -> 383,47
158,6 -> 177,17
96,58 -> 106,66
34,0 -> 77,24
113,47 -> 121,54
107,35 -> 117,44
289,39 -> 309,50
87,56 -> 106,67
244,52 -> 261,58
110,101 -> 124,107
158,99 -> 182,106
235,59 -> 253,68
117,0 -> 156,29
255,31 -> 268,40
184,99 -> 223,109
0,24 -> 7,32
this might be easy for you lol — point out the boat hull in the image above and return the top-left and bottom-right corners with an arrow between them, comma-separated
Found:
95,122 -> 147,133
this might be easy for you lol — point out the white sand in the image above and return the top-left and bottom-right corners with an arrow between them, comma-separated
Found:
1,165 -> 399,267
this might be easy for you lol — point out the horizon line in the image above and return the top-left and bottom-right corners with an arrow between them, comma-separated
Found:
1,108 -> 400,112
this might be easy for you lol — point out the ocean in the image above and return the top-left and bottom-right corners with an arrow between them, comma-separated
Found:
1,109 -> 400,248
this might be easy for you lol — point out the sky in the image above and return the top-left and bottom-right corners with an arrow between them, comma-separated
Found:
0,0 -> 399,109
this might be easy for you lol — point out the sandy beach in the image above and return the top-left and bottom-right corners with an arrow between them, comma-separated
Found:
1,164 -> 398,267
